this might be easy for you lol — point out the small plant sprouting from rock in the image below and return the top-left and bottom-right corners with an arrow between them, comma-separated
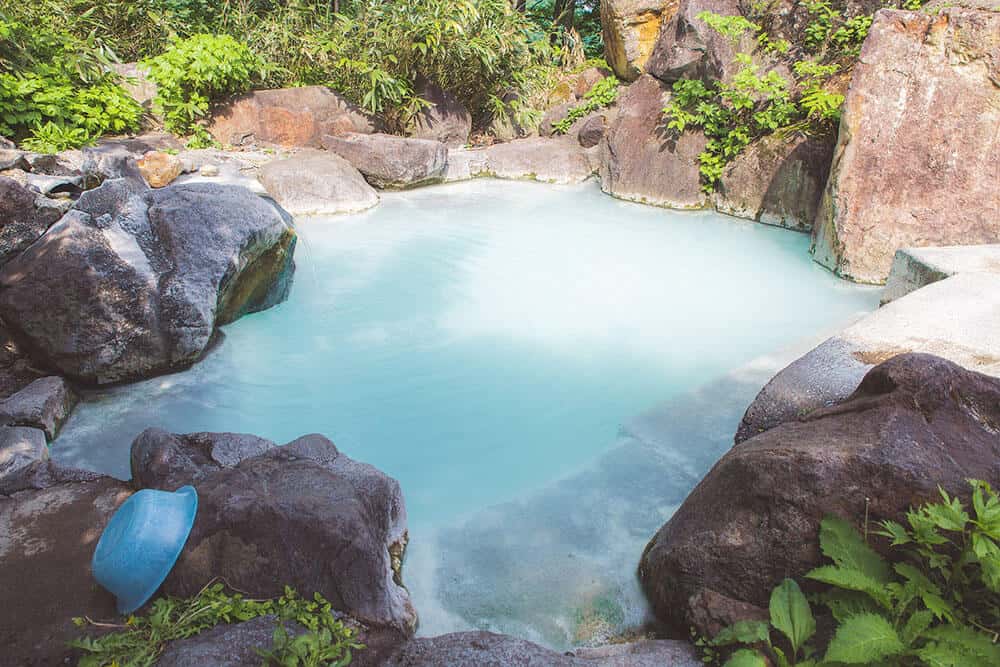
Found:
705,480 -> 1000,666
552,74 -> 620,135
662,2 -> 928,193
70,582 -> 362,667
143,33 -> 261,148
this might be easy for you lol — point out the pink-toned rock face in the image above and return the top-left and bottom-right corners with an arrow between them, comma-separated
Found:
599,74 -> 707,208
208,86 -> 378,148
812,8 -> 1000,285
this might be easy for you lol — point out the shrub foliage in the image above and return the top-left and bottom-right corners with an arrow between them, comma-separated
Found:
701,480 -> 1000,666
71,582 -> 362,667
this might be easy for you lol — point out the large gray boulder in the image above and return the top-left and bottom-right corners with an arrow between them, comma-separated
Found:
600,74 -> 706,208
384,631 -> 701,666
321,133 -> 448,189
259,152 -> 380,216
639,354 -> 1000,634
0,176 -> 63,266
0,376 -> 77,441
812,7 -> 1000,284
483,137 -> 593,184
131,429 -> 416,638
0,179 -> 296,384
209,86 -> 378,148
0,463 -> 132,665
714,133 -> 833,231
409,78 -> 472,148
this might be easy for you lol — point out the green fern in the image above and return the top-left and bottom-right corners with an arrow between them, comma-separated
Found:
823,613 -> 904,664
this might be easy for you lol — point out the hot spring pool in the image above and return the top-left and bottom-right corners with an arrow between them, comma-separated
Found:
55,179 -> 879,647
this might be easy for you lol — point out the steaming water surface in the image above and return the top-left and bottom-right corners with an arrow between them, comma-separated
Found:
56,179 -> 879,647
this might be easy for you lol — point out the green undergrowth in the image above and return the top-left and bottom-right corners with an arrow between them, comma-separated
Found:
71,583 -> 362,667
663,1 -> 928,193
1,1 -> 606,146
698,480 -> 1000,666
552,74 -> 619,134
142,33 -> 260,147
0,14 -> 141,151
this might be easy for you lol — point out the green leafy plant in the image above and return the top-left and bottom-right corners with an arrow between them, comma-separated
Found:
803,0 -> 841,52
551,74 -> 619,134
697,12 -> 760,43
661,10 -> 854,192
143,33 -> 260,139
70,582 -> 362,667
20,120 -> 91,152
709,579 -> 818,666
707,481 -> 1000,666
301,0 -> 560,130
0,13 -> 141,148
663,50 -> 797,191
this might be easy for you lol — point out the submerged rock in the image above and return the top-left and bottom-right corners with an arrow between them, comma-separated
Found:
714,133 -> 833,231
600,74 -> 706,208
322,133 -> 448,189
209,86 -> 379,148
483,137 -> 593,184
639,353 -> 1000,633
812,7 -> 1000,284
259,151 -> 380,215
131,429 -> 416,638
601,0 -> 679,82
384,631 -> 701,666
577,113 -> 610,149
0,463 -> 131,665
0,179 -> 296,384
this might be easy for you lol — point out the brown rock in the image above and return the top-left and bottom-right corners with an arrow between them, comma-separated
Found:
0,464 -> 132,665
577,113 -> 608,148
645,0 -> 801,85
136,150 -> 183,188
639,353 -> 1000,632
409,78 -> 471,148
601,0 -> 680,82
574,66 -> 610,98
600,74 -> 707,208
539,101 -> 576,137
483,137 -> 594,184
714,133 -> 834,231
209,86 -> 378,148
812,8 -> 1000,284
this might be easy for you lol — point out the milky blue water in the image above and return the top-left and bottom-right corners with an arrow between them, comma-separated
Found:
55,179 -> 879,647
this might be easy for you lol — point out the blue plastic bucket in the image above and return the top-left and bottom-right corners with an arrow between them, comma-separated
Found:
92,485 -> 198,614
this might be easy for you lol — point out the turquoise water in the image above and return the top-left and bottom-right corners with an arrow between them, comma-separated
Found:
56,179 -> 879,646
